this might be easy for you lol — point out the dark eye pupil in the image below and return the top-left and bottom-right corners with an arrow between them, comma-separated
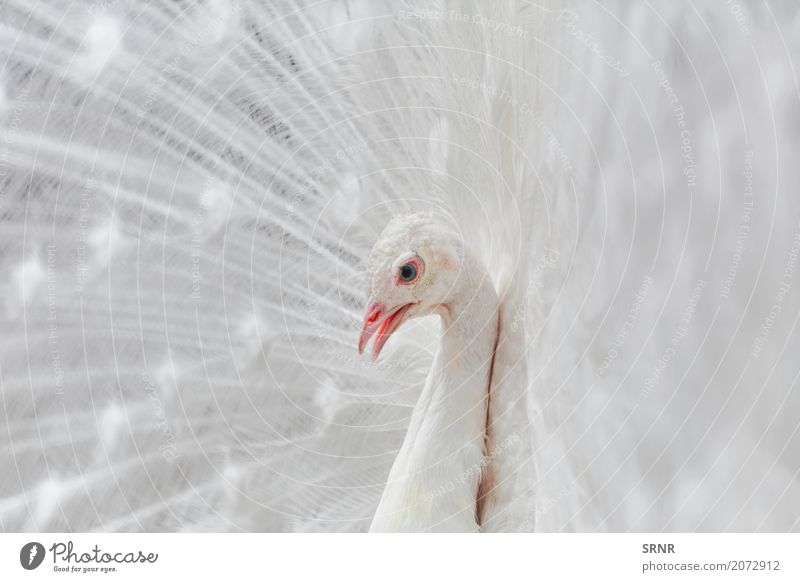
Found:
399,264 -> 417,281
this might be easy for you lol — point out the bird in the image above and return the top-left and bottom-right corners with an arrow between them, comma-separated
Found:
357,213 -> 500,531
359,212 -> 537,532
1,0 -> 799,534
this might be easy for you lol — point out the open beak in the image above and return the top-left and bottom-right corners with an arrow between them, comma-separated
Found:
358,299 -> 414,360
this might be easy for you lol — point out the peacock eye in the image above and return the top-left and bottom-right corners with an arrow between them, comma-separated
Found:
395,256 -> 423,285
399,263 -> 417,281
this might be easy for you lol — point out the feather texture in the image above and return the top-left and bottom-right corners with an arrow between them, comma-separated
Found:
0,0 -> 798,532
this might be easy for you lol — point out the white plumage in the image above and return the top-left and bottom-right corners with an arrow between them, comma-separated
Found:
1,0 -> 799,532
359,214 -> 501,531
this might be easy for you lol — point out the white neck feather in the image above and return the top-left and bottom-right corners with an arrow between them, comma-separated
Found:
369,259 -> 499,532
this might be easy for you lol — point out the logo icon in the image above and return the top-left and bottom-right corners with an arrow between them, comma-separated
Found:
20,542 -> 46,570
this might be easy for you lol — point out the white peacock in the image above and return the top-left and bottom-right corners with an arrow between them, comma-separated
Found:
1,0 -> 798,534
358,213 -> 500,531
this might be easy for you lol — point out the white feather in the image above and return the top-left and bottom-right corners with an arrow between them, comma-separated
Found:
0,0 -> 798,532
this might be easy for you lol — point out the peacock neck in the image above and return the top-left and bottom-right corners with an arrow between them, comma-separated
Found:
370,264 -> 499,532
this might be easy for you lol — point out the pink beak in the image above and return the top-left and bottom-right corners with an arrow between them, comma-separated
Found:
358,299 -> 413,360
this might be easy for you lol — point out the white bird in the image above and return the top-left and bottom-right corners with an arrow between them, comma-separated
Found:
360,212 -> 538,532
358,214 -> 500,531
0,0 -> 799,533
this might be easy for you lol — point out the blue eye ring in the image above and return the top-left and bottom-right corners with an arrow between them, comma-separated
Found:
399,263 -> 417,281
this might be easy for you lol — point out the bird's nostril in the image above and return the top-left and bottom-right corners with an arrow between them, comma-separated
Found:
365,304 -> 383,325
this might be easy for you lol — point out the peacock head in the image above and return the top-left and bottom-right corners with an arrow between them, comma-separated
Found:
358,213 -> 464,360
